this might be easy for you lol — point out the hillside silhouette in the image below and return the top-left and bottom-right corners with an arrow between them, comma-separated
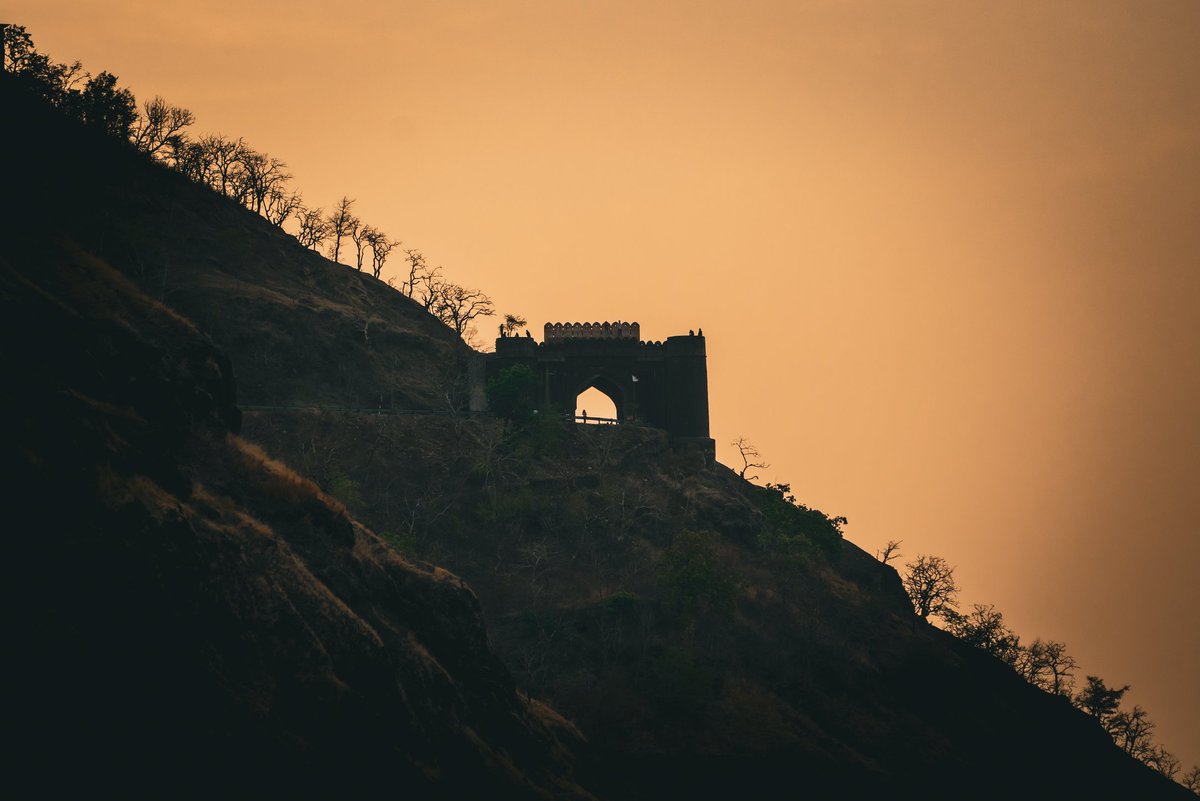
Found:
1,75 -> 1193,800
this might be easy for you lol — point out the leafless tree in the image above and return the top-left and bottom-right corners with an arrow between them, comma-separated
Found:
1108,705 -> 1157,762
197,134 -> 248,200
1014,638 -> 1078,696
173,139 -> 212,184
295,206 -> 331,251
1073,677 -> 1183,778
239,150 -> 291,215
398,479 -> 457,541
157,133 -> 194,172
432,283 -> 495,337
902,554 -> 959,621
876,539 -> 903,565
1044,642 -> 1080,694
732,436 -> 768,480
264,187 -> 303,227
364,227 -> 395,279
1181,765 -> 1200,793
462,325 -> 486,349
516,537 -> 558,600
415,264 -> 446,311
350,220 -> 371,271
130,96 -> 195,158
400,248 -> 431,298
944,603 -> 1022,664
326,196 -> 358,264
1145,745 -> 1181,781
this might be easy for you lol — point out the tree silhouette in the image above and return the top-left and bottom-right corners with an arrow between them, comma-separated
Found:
1181,765 -> 1200,793
502,314 -> 528,335
400,248 -> 433,299
1144,745 -> 1180,781
732,436 -> 768,480
1,25 -> 85,104
326,197 -> 357,264
432,283 -> 495,337
295,206 -> 331,251
130,96 -> 194,157
76,71 -> 137,138
195,134 -> 247,200
264,188 -> 303,227
1075,675 -> 1129,723
1014,638 -> 1077,696
902,555 -> 959,621
1109,705 -> 1157,762
350,220 -> 371,271
172,139 -> 210,184
414,263 -> 446,311
876,539 -> 903,565
239,150 -> 291,215
945,603 -> 1021,664
364,227 -> 395,279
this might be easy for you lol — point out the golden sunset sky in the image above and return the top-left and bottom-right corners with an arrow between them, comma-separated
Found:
14,0 -> 1199,767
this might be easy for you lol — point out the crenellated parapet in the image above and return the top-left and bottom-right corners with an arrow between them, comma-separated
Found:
544,321 -> 640,342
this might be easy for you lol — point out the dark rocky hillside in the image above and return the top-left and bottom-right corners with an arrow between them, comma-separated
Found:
2,83 -> 589,800
2,77 -> 1191,799
4,80 -> 469,411
242,412 -> 1193,800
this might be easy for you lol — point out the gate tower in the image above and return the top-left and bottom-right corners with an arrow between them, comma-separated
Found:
486,321 -> 714,461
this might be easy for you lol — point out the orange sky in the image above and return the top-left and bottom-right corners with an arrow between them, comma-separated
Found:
14,0 -> 1199,768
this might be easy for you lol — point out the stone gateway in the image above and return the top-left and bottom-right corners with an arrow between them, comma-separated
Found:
485,321 -> 715,461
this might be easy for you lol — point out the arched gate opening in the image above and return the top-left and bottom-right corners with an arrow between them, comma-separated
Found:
574,376 -> 624,424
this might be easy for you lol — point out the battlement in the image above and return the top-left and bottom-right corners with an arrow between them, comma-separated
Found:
544,321 -> 640,342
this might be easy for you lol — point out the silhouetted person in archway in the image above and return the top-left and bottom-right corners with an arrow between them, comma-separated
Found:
582,409 -> 588,424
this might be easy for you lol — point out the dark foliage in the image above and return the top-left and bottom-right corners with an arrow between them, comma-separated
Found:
749,481 -> 845,558
486,363 -> 540,424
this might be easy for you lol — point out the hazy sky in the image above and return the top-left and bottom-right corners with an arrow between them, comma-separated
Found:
14,0 -> 1199,768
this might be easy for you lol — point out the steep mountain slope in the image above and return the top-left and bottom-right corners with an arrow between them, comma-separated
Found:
243,411 -> 1192,800
5,80 -> 469,411
3,78 -> 1191,799
2,83 -> 589,800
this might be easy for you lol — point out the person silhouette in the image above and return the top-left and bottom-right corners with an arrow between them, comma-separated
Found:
582,409 -> 588,423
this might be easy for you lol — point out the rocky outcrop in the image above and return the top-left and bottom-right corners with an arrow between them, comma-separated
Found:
1,236 -> 590,799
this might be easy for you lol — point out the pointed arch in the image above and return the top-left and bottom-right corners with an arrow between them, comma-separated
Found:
573,373 -> 626,422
